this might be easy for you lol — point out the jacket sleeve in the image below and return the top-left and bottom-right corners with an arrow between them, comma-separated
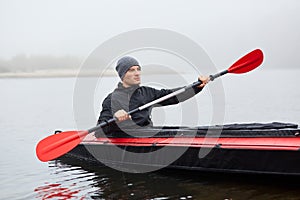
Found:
96,94 -> 120,136
153,79 -> 203,107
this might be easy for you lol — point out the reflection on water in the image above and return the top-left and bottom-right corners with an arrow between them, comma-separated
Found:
34,183 -> 80,199
33,156 -> 300,200
35,161 -> 100,199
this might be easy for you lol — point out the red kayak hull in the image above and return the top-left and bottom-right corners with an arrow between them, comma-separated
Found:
59,122 -> 300,175
82,137 -> 300,151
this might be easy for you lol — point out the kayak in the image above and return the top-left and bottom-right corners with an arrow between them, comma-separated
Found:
60,122 -> 300,175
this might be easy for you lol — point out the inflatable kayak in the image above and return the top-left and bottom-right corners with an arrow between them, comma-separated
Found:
60,122 -> 300,175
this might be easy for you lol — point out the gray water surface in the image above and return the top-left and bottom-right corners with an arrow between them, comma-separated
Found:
1,69 -> 300,199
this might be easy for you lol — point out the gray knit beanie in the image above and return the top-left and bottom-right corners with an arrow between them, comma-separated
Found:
115,56 -> 140,79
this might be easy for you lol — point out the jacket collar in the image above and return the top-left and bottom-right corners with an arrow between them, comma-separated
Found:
115,82 -> 140,93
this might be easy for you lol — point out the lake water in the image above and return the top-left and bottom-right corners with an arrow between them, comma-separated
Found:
1,69 -> 300,199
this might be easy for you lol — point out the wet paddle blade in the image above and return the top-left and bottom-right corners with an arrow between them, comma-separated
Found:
228,49 -> 264,74
36,130 -> 88,162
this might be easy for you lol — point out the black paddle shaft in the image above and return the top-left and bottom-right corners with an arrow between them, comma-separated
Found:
209,70 -> 228,81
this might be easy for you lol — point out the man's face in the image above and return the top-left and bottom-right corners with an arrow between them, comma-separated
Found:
122,65 -> 141,87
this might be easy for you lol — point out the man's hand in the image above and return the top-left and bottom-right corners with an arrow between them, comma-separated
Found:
197,75 -> 210,88
114,109 -> 131,122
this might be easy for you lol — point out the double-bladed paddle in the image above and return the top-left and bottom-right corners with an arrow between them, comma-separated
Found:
36,49 -> 264,162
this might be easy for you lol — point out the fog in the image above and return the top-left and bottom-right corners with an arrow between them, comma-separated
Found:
0,0 -> 299,74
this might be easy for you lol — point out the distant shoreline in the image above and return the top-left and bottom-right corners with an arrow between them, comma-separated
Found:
0,69 -> 183,78
0,69 -> 113,78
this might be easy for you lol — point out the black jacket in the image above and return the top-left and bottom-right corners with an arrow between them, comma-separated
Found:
96,81 -> 203,136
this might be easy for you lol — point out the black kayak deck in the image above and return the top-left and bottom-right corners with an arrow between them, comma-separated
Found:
101,122 -> 299,138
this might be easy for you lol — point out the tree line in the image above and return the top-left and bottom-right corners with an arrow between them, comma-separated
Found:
0,54 -> 83,73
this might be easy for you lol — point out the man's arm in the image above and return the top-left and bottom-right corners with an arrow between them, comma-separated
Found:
153,75 -> 209,106
101,76 -> 209,125
96,95 -> 120,136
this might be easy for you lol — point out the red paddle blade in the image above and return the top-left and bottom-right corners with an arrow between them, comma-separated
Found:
36,130 -> 88,162
228,49 -> 264,74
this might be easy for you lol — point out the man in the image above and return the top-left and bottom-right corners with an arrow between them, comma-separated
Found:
96,56 -> 209,136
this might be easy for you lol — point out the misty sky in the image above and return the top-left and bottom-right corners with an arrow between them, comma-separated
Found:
0,0 -> 299,69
